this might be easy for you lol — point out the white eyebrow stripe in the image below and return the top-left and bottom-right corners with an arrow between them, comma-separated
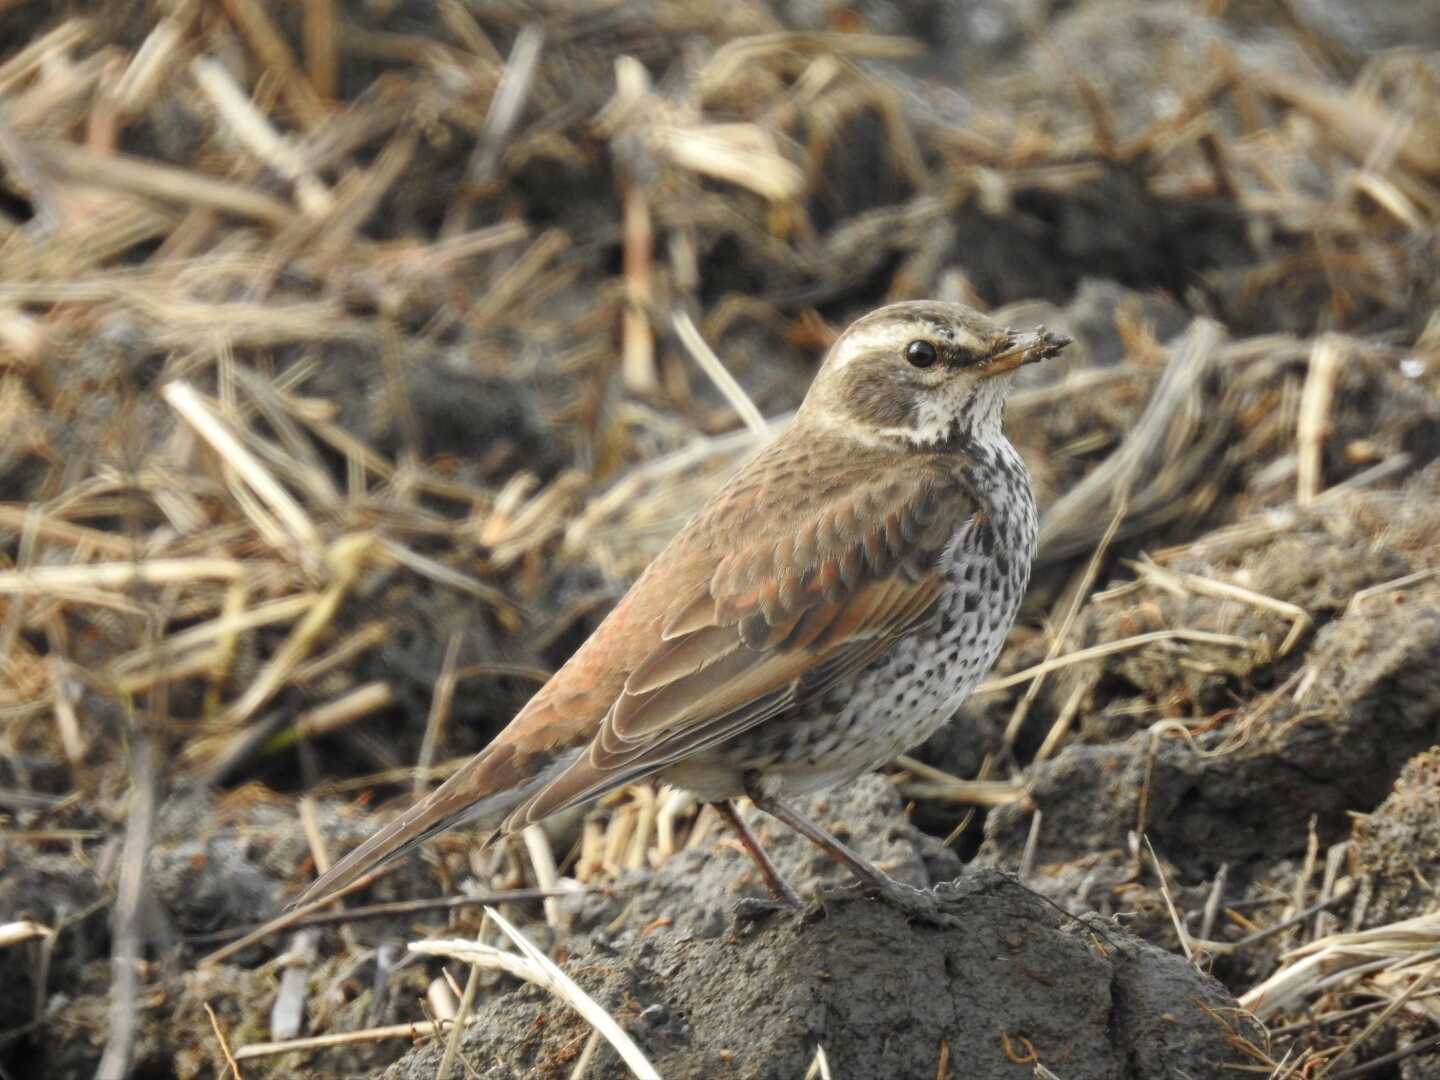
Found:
833,321 -> 991,370
830,322 -> 904,369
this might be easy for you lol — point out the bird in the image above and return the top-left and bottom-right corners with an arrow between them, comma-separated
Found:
294,300 -> 1070,915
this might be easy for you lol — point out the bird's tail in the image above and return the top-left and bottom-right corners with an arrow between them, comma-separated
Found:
289,742 -> 539,909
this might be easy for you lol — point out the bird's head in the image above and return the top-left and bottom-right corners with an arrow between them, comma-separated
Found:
800,301 -> 1071,448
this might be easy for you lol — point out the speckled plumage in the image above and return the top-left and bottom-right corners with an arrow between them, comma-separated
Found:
297,301 -> 1068,909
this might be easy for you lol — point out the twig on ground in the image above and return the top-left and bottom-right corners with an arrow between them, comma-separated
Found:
1296,335 -> 1345,506
205,1002 -> 245,1080
413,907 -> 659,1078
1145,836 -> 1194,963
977,628 -> 1251,694
187,887 -> 589,944
95,736 -> 158,1080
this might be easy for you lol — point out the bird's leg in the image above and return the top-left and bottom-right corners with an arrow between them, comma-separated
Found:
713,799 -> 803,908
745,790 -> 894,889
746,785 -> 961,927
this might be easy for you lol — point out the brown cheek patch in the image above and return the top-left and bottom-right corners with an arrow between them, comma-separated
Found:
841,363 -> 917,427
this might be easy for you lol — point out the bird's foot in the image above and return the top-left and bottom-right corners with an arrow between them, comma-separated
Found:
730,893 -> 804,927
818,875 -> 965,928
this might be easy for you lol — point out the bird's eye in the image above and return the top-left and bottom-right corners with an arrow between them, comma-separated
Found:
906,340 -> 938,368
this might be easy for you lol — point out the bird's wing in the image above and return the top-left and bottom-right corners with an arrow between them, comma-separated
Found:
506,436 -> 976,828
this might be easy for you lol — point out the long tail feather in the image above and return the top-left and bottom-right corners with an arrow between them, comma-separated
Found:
290,746 -> 522,909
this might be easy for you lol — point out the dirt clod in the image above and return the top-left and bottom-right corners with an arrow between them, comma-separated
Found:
1353,749 -> 1440,928
387,782 -> 1254,1080
982,579 -> 1440,880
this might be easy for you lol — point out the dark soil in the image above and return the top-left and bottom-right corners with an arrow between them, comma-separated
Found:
385,779 -> 1258,1080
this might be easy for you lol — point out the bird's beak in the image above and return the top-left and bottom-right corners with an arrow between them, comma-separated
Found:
978,327 -> 1073,378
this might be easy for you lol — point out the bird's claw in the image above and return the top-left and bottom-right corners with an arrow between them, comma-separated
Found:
818,877 -> 966,928
730,894 -> 803,926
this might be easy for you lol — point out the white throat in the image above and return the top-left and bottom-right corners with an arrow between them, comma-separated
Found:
872,373 -> 1014,449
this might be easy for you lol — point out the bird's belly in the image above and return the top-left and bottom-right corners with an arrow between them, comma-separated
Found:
670,532 -> 1031,801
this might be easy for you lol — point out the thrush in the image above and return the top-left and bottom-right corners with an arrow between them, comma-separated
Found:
296,301 -> 1070,916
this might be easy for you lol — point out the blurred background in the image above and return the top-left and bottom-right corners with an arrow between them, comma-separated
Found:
2,1 -> 1439,1077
